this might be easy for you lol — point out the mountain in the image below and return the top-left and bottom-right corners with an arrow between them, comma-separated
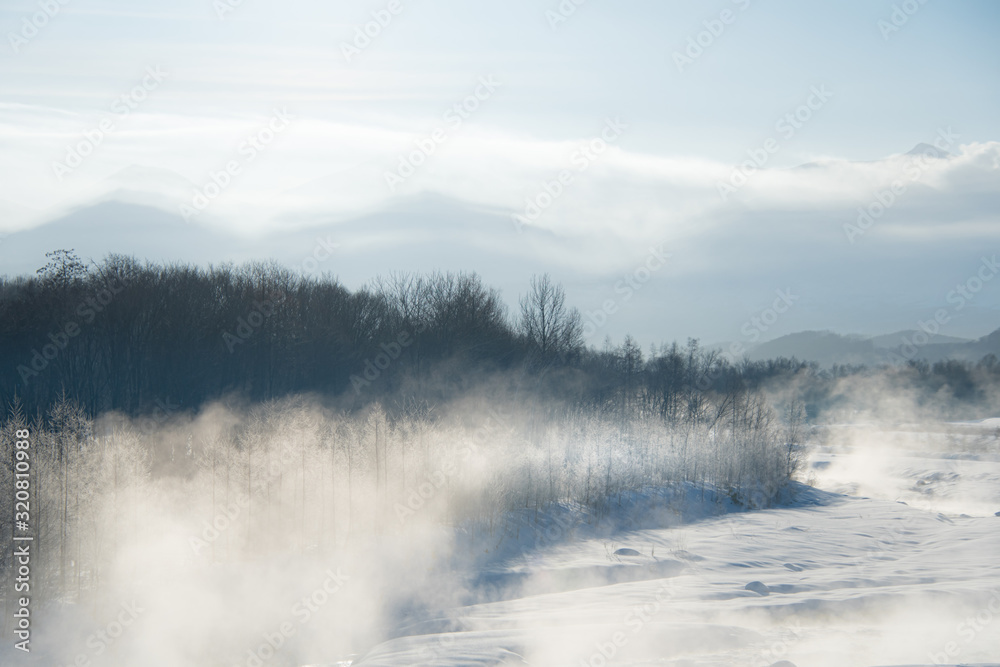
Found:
0,194 -> 556,277
905,142 -> 952,159
746,331 -> 882,366
745,328 -> 1000,367
792,142 -> 953,171
0,193 -> 625,321
870,331 -> 970,348
0,200 -> 241,273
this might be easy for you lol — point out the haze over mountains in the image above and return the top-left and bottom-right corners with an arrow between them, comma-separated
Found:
739,328 -> 1000,367
2,140 -> 999,349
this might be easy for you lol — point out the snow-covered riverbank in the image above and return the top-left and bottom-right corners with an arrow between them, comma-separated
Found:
351,425 -> 1000,666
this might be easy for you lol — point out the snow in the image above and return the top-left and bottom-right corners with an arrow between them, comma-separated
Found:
346,424 -> 1000,667
4,420 -> 995,666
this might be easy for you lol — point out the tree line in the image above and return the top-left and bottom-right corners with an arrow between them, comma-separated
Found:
2,251 -> 999,423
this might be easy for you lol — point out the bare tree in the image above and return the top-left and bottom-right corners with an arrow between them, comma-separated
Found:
783,399 -> 806,477
36,249 -> 88,290
518,274 -> 583,361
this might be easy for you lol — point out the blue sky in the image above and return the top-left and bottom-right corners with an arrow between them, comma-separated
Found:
3,0 -> 997,158
1,0 -> 999,344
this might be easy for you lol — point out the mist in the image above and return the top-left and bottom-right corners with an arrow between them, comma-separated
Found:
4,357 -> 1000,666
4,1 -> 1000,665
0,385 -> 795,665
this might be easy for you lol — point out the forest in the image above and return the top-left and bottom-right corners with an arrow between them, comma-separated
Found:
1,251 -> 998,619
3,250 -> 998,422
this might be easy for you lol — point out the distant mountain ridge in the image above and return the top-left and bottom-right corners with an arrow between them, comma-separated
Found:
740,329 -> 1000,367
793,142 -> 953,171
904,142 -> 953,159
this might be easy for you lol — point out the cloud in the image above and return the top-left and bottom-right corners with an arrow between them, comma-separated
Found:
2,80 -> 999,344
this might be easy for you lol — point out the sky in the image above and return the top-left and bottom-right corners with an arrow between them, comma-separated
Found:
1,0 -> 999,346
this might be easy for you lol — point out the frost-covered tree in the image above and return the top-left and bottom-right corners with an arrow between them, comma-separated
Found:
519,274 -> 583,361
